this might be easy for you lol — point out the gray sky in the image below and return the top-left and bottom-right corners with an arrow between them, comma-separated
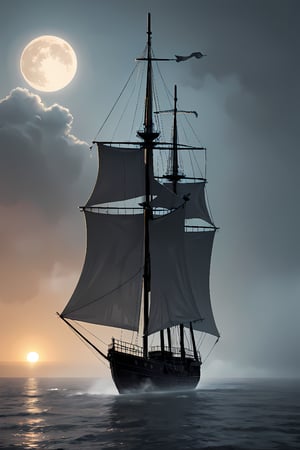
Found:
0,0 -> 299,378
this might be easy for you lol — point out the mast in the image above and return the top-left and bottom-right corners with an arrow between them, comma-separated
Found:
169,85 -> 186,359
172,85 -> 179,194
164,85 -> 180,355
169,85 -> 199,359
137,13 -> 159,358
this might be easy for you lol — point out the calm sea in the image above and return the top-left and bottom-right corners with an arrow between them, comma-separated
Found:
0,377 -> 299,449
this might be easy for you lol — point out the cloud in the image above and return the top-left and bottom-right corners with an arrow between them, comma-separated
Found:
0,88 -> 90,303
0,88 -> 87,216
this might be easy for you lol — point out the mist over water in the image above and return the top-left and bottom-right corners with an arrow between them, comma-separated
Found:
1,377 -> 299,449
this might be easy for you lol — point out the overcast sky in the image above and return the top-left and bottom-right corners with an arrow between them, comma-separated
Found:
0,0 -> 299,379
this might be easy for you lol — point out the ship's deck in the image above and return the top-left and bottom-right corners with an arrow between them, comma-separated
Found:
108,338 -> 201,361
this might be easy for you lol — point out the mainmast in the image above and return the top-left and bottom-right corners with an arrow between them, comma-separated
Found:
137,13 -> 159,358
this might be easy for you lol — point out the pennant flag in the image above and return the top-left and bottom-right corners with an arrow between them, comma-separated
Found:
175,52 -> 206,62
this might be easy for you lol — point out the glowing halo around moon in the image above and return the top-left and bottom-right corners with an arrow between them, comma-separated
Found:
20,35 -> 77,92
26,352 -> 40,363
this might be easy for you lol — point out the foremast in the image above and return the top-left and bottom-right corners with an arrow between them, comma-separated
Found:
137,13 -> 159,358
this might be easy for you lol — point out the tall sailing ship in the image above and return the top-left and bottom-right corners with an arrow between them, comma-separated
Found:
58,14 -> 219,394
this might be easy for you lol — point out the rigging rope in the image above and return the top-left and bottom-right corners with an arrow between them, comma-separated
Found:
111,73 -> 139,142
153,58 -> 174,176
200,332 -> 206,346
202,337 -> 219,364
129,61 -> 145,139
92,63 -> 139,142
154,57 -> 208,180
75,320 -> 107,347
65,321 -> 110,369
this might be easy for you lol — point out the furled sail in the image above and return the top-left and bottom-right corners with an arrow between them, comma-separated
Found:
61,211 -> 144,331
152,181 -> 213,224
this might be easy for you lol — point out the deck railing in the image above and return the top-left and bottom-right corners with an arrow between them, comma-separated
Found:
109,338 -> 200,360
149,345 -> 199,359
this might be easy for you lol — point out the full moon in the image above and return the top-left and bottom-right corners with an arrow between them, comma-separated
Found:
20,35 -> 77,92
26,352 -> 40,363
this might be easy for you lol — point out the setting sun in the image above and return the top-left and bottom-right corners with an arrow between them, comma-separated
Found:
26,352 -> 40,363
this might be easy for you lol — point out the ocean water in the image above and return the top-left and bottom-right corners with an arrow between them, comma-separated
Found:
0,377 -> 299,450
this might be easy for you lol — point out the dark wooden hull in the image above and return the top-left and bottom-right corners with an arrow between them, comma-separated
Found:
108,348 -> 201,394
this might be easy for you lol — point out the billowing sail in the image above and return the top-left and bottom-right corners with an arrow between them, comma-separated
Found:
148,206 -> 218,337
148,207 -> 197,334
87,143 -> 179,208
151,181 -> 213,224
170,182 -> 213,223
151,180 -> 182,210
87,144 -> 145,206
62,211 -> 144,331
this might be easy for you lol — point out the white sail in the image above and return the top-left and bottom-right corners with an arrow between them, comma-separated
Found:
152,181 -> 213,224
184,231 -> 220,337
62,211 -> 144,331
87,144 -> 145,206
